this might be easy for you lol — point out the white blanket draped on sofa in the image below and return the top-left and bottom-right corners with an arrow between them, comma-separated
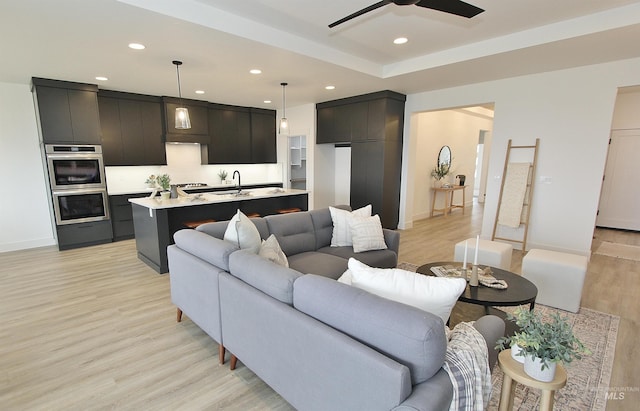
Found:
443,322 -> 492,411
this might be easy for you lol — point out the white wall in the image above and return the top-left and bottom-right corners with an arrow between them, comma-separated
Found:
0,82 -> 56,252
412,108 -> 494,220
401,57 -> 640,255
276,103 -> 318,208
334,147 -> 351,205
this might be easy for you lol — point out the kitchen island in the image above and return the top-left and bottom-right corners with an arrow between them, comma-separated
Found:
130,188 -> 308,273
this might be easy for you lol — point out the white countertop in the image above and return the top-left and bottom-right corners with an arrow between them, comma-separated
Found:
108,181 -> 283,196
129,188 -> 308,210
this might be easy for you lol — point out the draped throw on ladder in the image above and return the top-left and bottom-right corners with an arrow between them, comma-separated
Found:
497,163 -> 530,228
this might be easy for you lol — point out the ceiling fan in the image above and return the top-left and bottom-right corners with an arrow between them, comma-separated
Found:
328,0 -> 484,28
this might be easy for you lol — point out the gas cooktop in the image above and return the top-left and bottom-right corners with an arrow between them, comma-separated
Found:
176,183 -> 209,188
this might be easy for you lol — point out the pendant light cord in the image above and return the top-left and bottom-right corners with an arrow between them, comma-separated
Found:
281,82 -> 288,118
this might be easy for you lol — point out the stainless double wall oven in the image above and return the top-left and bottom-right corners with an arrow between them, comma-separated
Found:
45,144 -> 110,225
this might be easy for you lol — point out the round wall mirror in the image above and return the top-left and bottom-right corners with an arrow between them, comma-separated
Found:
438,145 -> 452,167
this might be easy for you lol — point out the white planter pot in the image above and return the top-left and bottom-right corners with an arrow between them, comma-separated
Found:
511,344 -> 525,363
524,355 -> 557,382
160,191 -> 171,200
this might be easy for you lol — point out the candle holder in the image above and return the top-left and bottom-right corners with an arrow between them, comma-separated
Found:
460,266 -> 468,281
470,265 -> 479,287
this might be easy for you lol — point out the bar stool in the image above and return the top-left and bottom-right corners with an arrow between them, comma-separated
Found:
182,219 -> 215,229
277,207 -> 301,214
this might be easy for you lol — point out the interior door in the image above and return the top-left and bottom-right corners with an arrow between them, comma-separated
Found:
596,129 -> 640,230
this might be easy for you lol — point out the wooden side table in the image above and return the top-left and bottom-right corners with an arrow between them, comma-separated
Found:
498,350 -> 567,411
431,185 -> 467,217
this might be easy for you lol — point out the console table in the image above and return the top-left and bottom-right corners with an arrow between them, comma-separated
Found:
431,185 -> 467,217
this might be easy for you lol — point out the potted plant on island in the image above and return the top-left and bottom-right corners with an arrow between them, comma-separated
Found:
156,174 -> 172,199
496,306 -> 590,382
145,174 -> 157,188
218,169 -> 228,184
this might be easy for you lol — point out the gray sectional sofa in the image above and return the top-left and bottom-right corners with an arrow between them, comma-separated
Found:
167,207 -> 505,410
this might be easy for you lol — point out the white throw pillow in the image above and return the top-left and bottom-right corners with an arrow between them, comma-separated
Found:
346,258 -> 466,323
259,234 -> 289,267
349,214 -> 387,253
223,210 -> 261,253
329,205 -> 372,247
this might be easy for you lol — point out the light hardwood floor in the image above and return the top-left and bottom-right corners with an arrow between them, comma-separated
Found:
1,203 -> 637,410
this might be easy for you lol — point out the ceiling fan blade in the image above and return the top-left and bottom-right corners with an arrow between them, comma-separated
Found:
416,0 -> 484,18
328,1 -> 391,28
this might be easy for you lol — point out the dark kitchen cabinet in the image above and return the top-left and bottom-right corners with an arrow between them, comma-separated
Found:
110,193 -> 148,241
208,104 -> 252,164
163,97 -> 209,144
206,105 -> 276,164
250,108 -> 276,163
316,100 -> 369,144
98,91 -> 165,166
350,140 -> 402,229
316,90 -> 406,229
32,78 -> 101,145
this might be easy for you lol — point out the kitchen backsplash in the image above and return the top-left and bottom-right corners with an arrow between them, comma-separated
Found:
105,143 -> 284,195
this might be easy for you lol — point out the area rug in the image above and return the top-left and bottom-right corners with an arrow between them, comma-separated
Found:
397,262 -> 619,411
595,241 -> 640,262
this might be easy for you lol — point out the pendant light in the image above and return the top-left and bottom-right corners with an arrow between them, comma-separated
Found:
172,60 -> 191,130
279,82 -> 289,134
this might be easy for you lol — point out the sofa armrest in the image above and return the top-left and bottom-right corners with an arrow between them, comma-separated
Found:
173,229 -> 238,272
383,228 -> 400,254
473,315 -> 505,370
392,369 -> 453,411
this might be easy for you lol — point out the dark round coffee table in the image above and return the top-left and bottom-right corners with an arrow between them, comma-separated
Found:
416,262 -> 538,313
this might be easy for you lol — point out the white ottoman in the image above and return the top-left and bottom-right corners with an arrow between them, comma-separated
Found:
454,238 -> 513,270
522,249 -> 588,313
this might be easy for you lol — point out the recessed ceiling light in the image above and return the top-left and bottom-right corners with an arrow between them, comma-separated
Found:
393,37 -> 408,45
128,43 -> 145,50
95,76 -> 108,81
264,100 -> 272,104
195,90 -> 205,94
250,69 -> 262,74
325,85 -> 335,90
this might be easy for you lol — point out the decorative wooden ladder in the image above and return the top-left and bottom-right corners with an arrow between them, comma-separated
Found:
491,138 -> 540,251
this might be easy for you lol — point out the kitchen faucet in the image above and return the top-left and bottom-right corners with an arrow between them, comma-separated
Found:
233,170 -> 241,193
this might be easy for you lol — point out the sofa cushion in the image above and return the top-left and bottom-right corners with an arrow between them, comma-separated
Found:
265,212 -> 316,256
317,246 -> 397,269
199,217 -> 269,241
224,210 -> 261,253
229,250 -> 302,305
173,229 -> 238,271
329,205 -> 371,247
309,205 -> 350,249
259,234 -> 289,267
294,274 -> 447,385
341,258 -> 466,323
287,252 -> 348,280
350,214 -> 388,253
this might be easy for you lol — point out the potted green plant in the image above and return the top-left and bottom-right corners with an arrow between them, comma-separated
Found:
496,307 -> 590,382
156,174 -> 171,199
430,162 -> 451,186
145,174 -> 157,188
218,169 -> 228,184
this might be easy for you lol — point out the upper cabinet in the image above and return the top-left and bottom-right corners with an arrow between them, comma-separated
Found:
98,91 -> 165,166
163,97 -> 209,144
32,78 -> 101,145
250,108 -> 276,164
316,91 -> 405,144
207,104 -> 252,164
206,104 -> 276,164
